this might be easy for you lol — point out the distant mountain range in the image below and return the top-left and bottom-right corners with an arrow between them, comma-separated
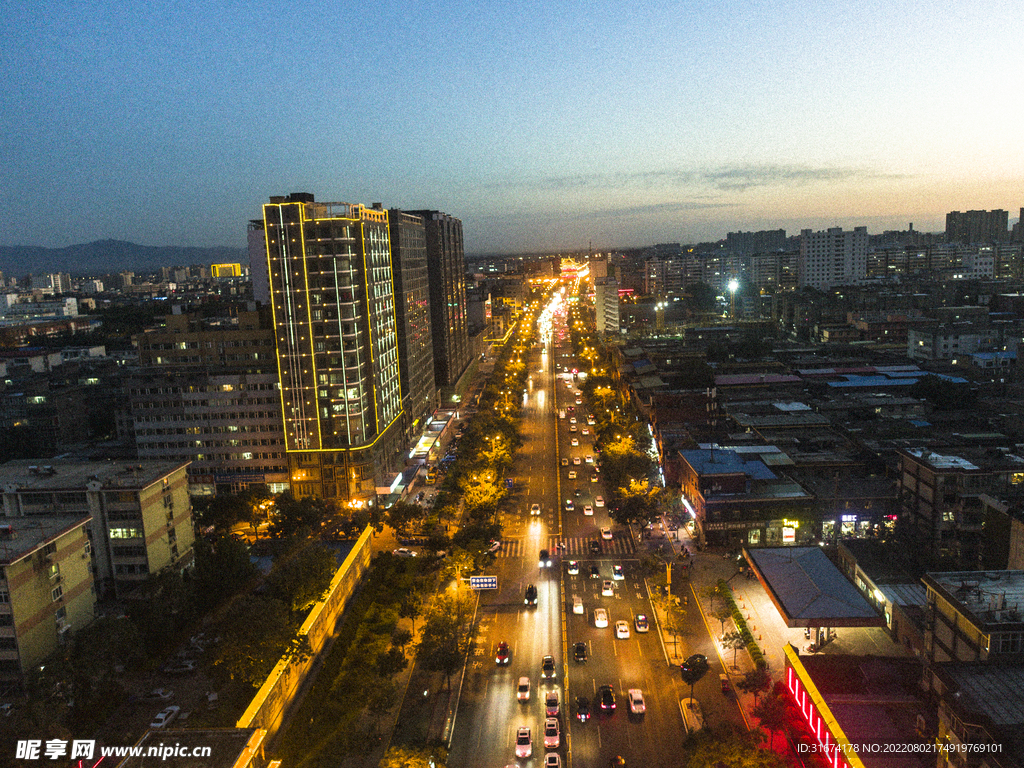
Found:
0,240 -> 248,277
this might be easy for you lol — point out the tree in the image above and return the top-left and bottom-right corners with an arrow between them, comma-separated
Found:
192,536 -> 259,610
611,478 -> 661,528
214,596 -> 296,686
375,647 -> 408,678
737,667 -> 773,706
367,680 -> 399,733
385,501 -> 423,538
271,492 -> 328,537
399,594 -> 423,634
417,590 -> 474,690
712,603 -> 734,635
663,600 -> 688,653
391,628 -> 413,653
702,583 -> 724,611
687,282 -> 719,313
379,746 -> 448,768
684,730 -> 787,767
267,543 -> 337,612
721,630 -> 746,669
752,690 -> 788,750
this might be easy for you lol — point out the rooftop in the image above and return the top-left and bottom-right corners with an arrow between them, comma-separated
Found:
0,459 -> 190,492
924,571 -> 1024,629
0,515 -> 91,566
746,546 -> 885,628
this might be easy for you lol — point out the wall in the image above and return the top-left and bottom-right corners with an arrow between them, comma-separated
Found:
236,525 -> 373,739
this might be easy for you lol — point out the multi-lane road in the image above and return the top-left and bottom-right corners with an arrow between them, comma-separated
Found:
448,320 -> 697,767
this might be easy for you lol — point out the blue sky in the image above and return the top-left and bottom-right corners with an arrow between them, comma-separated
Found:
1,0 -> 1021,253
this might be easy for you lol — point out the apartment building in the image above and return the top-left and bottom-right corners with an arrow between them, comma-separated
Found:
798,227 -> 868,290
0,514 -> 93,688
0,460 -> 194,599
922,570 -> 1024,766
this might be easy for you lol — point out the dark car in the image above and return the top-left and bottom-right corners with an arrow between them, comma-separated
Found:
541,655 -> 556,679
598,684 -> 616,710
524,584 -> 538,606
539,549 -> 552,568
576,696 -> 591,722
496,641 -> 510,665
573,641 -> 588,662
589,540 -> 601,554
589,564 -> 600,578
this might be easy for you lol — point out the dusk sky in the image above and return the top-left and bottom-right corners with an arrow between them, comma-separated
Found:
2,0 -> 1021,255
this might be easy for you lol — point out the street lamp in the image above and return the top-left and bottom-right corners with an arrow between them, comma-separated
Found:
728,279 -> 739,319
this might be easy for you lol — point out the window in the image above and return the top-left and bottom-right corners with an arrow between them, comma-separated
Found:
51,585 -> 63,602
109,527 -> 143,539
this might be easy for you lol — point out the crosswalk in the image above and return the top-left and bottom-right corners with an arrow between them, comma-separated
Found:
495,534 -> 635,558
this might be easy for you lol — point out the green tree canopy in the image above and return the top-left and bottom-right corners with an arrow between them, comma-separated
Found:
267,543 -> 337,612
214,595 -> 296,687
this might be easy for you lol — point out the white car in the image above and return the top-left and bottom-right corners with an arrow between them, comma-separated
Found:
571,438 -> 579,446
602,580 -> 614,596
581,427 -> 589,435
392,547 -> 417,557
567,560 -> 579,575
569,425 -> 578,432
570,417 -> 577,424
585,455 -> 594,464
544,717 -> 561,749
601,527 -> 613,540
594,608 -> 609,628
628,688 -> 646,714
583,504 -> 593,516
612,564 -> 624,580
568,470 -> 577,479
515,726 -> 532,758
575,398 -> 582,404
595,496 -> 605,507
615,620 -> 630,639
531,503 -> 542,516
573,456 -> 582,465
517,677 -> 531,702
150,705 -> 180,729
573,595 -> 584,614
590,473 -> 599,483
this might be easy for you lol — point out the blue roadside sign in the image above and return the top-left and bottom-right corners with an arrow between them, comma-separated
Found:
469,576 -> 498,590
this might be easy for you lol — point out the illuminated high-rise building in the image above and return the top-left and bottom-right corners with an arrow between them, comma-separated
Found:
388,210 -> 438,439
407,210 -> 470,389
262,193 -> 404,503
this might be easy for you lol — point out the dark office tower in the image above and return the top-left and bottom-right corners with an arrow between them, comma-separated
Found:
388,210 -> 438,439
263,193 -> 404,503
408,210 -> 470,388
945,209 -> 1009,243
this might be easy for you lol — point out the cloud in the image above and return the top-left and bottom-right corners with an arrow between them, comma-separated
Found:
483,163 -> 910,194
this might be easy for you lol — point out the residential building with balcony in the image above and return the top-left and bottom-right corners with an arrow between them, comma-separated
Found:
0,514 -> 93,688
0,460 -> 193,599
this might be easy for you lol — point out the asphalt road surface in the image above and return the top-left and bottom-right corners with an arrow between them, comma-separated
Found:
448,307 -> 704,768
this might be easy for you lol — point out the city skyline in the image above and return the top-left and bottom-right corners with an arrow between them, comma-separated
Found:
1,0 -> 1021,254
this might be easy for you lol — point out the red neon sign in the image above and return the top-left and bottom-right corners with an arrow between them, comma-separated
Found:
786,665 -> 855,768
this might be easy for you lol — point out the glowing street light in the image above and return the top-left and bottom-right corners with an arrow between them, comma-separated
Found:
728,279 -> 739,318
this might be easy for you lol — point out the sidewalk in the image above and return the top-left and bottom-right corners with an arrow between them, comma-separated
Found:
641,512 -> 797,739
